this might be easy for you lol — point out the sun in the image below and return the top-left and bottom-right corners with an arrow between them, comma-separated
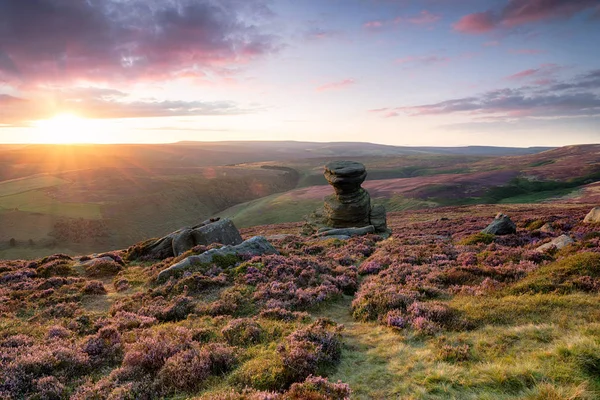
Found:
33,113 -> 99,144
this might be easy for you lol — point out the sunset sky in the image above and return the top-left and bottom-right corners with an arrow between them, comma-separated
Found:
0,0 -> 599,146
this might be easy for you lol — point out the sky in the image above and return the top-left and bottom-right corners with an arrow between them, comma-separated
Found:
0,0 -> 599,147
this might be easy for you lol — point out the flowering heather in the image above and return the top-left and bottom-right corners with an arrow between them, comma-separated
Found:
1,204 -> 599,398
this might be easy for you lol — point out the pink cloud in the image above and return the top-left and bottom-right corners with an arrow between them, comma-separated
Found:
505,64 -> 561,81
316,79 -> 356,92
454,0 -> 598,34
364,20 -> 384,29
453,11 -> 496,33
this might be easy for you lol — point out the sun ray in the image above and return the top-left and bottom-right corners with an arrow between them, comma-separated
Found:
33,113 -> 100,144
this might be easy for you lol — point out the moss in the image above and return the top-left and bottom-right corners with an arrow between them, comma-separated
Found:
459,232 -> 495,245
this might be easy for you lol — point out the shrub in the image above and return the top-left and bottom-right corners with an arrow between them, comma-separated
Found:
82,280 -> 107,295
37,260 -> 73,278
221,318 -> 263,346
156,346 -> 211,393
82,326 -> 123,365
84,258 -> 123,277
285,376 -> 351,400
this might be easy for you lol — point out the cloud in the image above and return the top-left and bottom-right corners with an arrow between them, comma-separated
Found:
454,0 -> 598,34
505,64 -> 561,81
0,87 -> 257,125
371,69 -> 600,120
316,79 -> 356,92
364,9 -> 440,30
395,55 -> 450,67
0,0 -> 278,85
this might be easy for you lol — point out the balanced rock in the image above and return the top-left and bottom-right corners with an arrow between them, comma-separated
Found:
324,161 -> 371,227
482,213 -> 517,235
319,161 -> 389,235
157,236 -> 278,282
584,207 -> 600,223
129,218 -> 243,260
536,234 -> 574,252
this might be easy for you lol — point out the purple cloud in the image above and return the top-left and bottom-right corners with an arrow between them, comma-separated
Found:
0,0 -> 278,85
316,79 -> 356,92
454,0 -> 598,34
371,69 -> 600,120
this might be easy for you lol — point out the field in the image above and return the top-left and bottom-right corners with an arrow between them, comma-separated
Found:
1,203 -> 599,399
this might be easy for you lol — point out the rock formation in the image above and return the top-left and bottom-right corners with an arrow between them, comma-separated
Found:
482,213 -> 516,235
304,161 -> 389,236
584,207 -> 600,223
157,236 -> 279,282
128,218 -> 243,260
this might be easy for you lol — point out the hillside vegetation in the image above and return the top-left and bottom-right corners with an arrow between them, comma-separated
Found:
0,203 -> 599,399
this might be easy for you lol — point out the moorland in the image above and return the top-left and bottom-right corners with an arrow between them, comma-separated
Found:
0,141 -> 599,399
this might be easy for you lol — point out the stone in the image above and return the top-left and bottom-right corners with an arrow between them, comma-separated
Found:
584,207 -> 600,223
536,234 -> 574,252
369,205 -> 388,232
157,236 -> 278,282
482,213 -> 517,235
129,218 -> 243,260
303,160 -> 390,237
539,223 -> 555,233
316,225 -> 375,237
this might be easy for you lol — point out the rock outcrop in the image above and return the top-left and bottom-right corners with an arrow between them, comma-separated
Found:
536,234 -> 574,252
482,213 -> 517,235
157,236 -> 278,282
584,207 -> 600,223
306,161 -> 389,236
129,218 -> 243,260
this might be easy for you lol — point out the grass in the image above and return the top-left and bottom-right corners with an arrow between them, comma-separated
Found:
0,175 -> 67,197
219,193 -> 322,228
0,190 -> 102,219
317,294 -> 600,399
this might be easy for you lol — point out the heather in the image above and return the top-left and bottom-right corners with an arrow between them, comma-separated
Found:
1,203 -> 599,399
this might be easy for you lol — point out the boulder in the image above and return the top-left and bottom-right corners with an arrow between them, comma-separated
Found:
584,207 -> 600,223
536,234 -> 574,252
157,236 -> 278,282
482,213 -> 517,235
128,218 -> 243,260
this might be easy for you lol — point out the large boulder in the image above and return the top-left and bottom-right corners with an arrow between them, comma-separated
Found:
482,213 -> 517,235
128,218 -> 243,260
157,236 -> 278,282
584,207 -> 600,223
536,234 -> 574,252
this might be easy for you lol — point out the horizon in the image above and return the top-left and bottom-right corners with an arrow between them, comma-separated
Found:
1,0 -> 599,147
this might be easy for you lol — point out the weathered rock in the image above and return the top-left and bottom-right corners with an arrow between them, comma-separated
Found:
324,160 -> 368,195
323,189 -> 371,227
539,223 -> 555,233
316,226 -> 375,237
370,205 -> 387,232
157,236 -> 278,282
128,218 -> 243,260
482,213 -> 517,235
584,207 -> 600,223
536,234 -> 574,252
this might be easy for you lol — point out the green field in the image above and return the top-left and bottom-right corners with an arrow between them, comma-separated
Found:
0,190 -> 102,219
0,175 -> 67,197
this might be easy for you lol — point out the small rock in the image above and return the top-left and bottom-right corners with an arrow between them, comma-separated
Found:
316,226 -> 375,237
536,234 -> 574,252
539,223 -> 555,233
482,213 -> 517,235
584,207 -> 600,223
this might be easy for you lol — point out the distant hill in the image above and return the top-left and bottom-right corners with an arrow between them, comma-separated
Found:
1,142 -> 598,259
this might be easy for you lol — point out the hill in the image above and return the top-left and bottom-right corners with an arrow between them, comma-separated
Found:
1,143 -> 597,259
0,203 -> 599,399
